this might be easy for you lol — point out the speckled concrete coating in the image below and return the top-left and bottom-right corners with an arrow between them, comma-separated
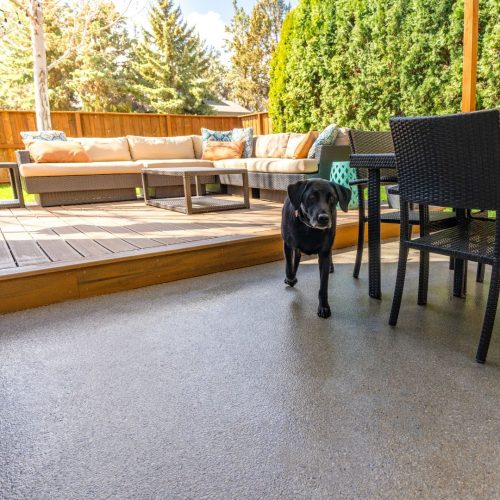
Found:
1,241 -> 499,500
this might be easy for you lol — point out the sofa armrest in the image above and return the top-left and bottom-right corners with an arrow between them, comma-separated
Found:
312,144 -> 352,181
16,150 -> 31,165
314,144 -> 338,164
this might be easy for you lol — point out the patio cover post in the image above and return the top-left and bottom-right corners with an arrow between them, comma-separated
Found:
461,0 -> 479,112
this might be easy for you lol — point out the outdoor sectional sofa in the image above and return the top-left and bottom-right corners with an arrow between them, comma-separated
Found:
16,130 -> 351,207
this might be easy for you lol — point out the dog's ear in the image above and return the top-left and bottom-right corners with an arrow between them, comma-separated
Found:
287,181 -> 308,209
330,182 -> 351,212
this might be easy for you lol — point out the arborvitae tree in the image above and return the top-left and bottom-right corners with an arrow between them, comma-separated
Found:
269,0 -> 499,132
132,0 -> 212,114
226,0 -> 290,111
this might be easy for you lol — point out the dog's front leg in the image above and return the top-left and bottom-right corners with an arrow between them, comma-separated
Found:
317,251 -> 332,318
284,243 -> 300,287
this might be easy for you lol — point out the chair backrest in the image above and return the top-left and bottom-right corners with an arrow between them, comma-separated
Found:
390,110 -> 500,211
348,130 -> 395,179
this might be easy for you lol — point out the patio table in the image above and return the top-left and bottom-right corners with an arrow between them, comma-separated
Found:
350,153 -> 467,300
349,153 -> 397,299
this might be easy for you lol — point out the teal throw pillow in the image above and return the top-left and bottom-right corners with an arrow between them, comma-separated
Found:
307,124 -> 338,158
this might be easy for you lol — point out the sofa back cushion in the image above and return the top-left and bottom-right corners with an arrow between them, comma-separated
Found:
127,135 -> 195,160
73,137 -> 132,162
28,140 -> 90,163
202,140 -> 245,161
254,133 -> 290,158
191,135 -> 203,159
284,132 -> 319,159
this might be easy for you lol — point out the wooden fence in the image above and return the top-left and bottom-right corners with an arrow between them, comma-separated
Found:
0,110 -> 271,182
0,109 -> 271,162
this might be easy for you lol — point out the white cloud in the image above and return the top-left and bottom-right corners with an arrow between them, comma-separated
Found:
186,11 -> 231,60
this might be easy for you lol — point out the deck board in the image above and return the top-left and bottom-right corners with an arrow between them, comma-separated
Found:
0,197 -> 402,313
0,198 -> 287,268
0,230 -> 16,270
0,197 -> 369,273
1,216 -> 51,267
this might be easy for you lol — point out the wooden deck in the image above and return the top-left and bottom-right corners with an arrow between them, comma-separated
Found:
0,197 -> 399,313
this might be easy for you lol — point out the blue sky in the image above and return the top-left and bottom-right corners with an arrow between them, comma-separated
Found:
114,1 -> 298,58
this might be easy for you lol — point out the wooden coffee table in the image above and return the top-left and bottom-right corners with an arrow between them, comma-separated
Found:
141,166 -> 250,215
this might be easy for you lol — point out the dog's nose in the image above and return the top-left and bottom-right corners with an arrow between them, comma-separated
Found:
318,213 -> 330,224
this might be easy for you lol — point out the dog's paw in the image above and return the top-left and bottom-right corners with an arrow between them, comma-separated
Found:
317,304 -> 331,318
284,277 -> 298,287
329,263 -> 334,274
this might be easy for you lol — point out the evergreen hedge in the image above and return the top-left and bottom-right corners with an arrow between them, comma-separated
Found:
269,0 -> 499,132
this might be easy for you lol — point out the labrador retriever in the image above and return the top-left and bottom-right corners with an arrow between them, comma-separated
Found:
281,179 -> 351,318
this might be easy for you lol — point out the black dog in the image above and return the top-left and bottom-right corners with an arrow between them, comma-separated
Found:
281,179 -> 351,318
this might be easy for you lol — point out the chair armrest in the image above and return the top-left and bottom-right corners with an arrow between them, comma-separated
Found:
16,150 -> 31,165
350,153 -> 396,170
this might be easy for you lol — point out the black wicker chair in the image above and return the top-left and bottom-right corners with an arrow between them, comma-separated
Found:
388,109 -> 499,364
348,130 -> 457,279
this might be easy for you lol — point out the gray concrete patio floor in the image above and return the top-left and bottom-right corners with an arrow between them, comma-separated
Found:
1,241 -> 499,499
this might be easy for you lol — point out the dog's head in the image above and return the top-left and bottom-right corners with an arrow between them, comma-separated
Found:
287,179 -> 351,230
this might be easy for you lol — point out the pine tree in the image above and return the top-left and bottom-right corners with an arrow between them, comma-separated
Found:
132,0 -> 212,114
0,0 -> 138,112
69,2 -> 137,111
226,0 -> 290,111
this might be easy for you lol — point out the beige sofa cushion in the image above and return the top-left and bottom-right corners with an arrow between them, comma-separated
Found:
334,127 -> 350,146
254,133 -> 290,158
127,135 -> 195,160
70,137 -> 132,162
284,133 -> 307,158
213,157 -> 318,174
142,159 -> 214,169
20,161 -> 142,177
191,135 -> 203,159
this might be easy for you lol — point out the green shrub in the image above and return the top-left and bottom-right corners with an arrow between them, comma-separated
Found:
269,0 -> 499,132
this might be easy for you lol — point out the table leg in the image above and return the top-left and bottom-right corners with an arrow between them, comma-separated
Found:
368,168 -> 382,299
142,172 -> 150,203
453,208 -> 467,297
195,175 -> 202,197
7,167 -> 24,208
242,172 -> 250,209
183,173 -> 193,215
14,169 -> 24,208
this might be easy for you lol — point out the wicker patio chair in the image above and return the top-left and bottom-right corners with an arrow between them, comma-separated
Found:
348,130 -> 457,279
388,109 -> 499,364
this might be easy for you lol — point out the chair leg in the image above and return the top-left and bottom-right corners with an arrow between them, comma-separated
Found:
453,259 -> 467,297
476,263 -> 485,283
476,264 -> 500,364
418,251 -> 430,305
449,257 -> 455,270
417,205 -> 430,306
353,188 -> 365,279
389,244 -> 409,326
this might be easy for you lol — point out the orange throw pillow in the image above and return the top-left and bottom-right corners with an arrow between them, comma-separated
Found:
292,131 -> 319,159
28,141 -> 90,163
202,140 -> 245,161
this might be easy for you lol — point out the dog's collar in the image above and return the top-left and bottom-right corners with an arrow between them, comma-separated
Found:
294,205 -> 315,229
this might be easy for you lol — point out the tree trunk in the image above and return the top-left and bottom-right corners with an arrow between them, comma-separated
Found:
29,0 -> 51,130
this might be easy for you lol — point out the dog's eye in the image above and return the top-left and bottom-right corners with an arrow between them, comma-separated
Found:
308,193 -> 316,201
